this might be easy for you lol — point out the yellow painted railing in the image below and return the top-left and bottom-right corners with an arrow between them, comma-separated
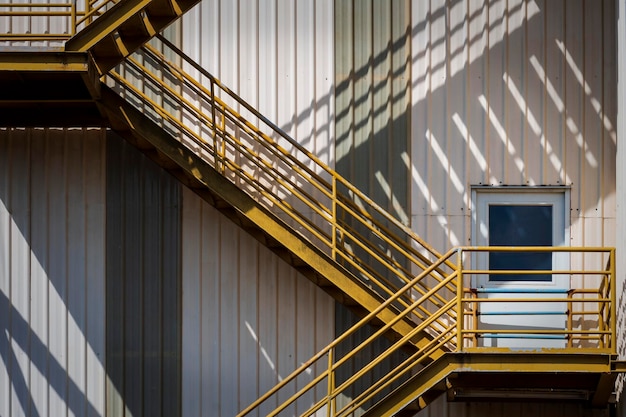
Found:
0,0 -> 117,40
106,34 -> 457,322
236,247 -> 615,416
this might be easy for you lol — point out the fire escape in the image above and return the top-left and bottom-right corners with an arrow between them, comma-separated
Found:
0,1 -> 623,415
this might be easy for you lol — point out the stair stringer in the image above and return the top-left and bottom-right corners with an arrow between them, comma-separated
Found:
97,84 -> 447,356
362,352 -> 616,417
65,0 -> 201,74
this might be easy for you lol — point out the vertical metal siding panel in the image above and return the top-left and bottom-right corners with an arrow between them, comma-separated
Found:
446,0 -> 468,244
220,0 -> 239,90
335,0 -> 354,177
122,144 -> 143,417
467,1 -> 488,187
106,132 -> 182,417
105,133 -> 125,417
47,130 -> 69,417
602,0 -> 617,225
296,0 -> 314,161
544,0 -> 566,185
565,0 -> 584,249
295,277 -> 315,416
411,0 -> 431,223
582,0 -> 603,225
427,0 -> 448,253
219,217 -> 239,417
29,130 -> 49,417
276,0 -> 296,141
276,260 -> 296,415
486,0 -> 507,184
0,130 -> 10,417
142,168 -> 162,417
505,0 -> 526,185
352,1 -> 373,193
258,0 -> 277,124
258,244 -> 279,416
391,0 -> 411,225
371,0 -> 390,217
162,173 -> 181,417
239,232 -> 259,412
66,131 -> 87,417
84,131 -> 106,417
9,131 -> 30,417
201,203 -> 220,416
315,0 -> 334,168
525,0 -> 546,185
181,187 -> 201,417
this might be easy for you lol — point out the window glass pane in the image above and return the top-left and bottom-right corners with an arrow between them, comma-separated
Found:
489,205 -> 552,282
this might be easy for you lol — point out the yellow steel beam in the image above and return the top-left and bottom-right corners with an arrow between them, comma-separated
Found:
0,51 -> 89,71
64,0 -> 153,52
363,352 -> 614,417
613,361 -> 626,373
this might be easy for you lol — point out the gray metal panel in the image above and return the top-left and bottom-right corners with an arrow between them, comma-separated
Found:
0,127 -> 107,417
105,131 -> 181,417
334,3 -> 412,385
616,0 -> 626,401
410,0 -> 616,253
180,187 -> 335,417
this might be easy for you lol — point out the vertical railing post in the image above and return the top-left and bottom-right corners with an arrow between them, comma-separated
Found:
71,0 -> 77,35
331,175 -> 337,261
327,349 -> 335,417
610,248 -> 617,353
210,78 -> 219,171
567,291 -> 573,348
456,248 -> 463,352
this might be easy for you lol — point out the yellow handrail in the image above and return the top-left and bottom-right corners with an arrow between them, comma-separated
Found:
0,0 -> 118,40
108,36 -> 456,314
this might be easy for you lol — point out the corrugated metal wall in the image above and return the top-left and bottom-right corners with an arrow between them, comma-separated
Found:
105,131 -> 181,417
180,0 -> 334,169
335,0 -> 411,226
411,0 -> 616,252
0,128 -> 106,417
616,0 -> 626,409
181,187 -> 335,417
179,6 -> 337,414
333,2 -> 413,413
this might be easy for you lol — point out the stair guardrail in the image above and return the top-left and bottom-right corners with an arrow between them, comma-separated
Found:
106,34 -> 458,324
236,246 -> 615,416
0,0 -> 118,40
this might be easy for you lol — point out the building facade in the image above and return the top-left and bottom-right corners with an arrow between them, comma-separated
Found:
0,0 -> 624,416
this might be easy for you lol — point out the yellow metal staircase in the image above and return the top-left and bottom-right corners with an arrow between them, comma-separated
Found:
0,4 -> 622,415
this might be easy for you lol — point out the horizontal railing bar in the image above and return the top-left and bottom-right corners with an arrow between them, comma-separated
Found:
461,329 -> 613,335
479,334 -> 567,339
462,297 -> 610,303
477,311 -> 567,316
465,269 -> 608,275
462,246 -> 612,252
473,288 -> 569,293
